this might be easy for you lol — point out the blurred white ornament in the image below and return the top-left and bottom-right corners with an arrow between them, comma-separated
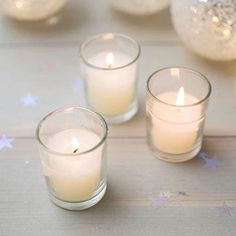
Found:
112,0 -> 169,15
2,0 -> 67,21
171,0 -> 236,61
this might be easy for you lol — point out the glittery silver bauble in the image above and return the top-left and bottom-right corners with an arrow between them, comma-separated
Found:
171,0 -> 236,61
2,0 -> 67,21
112,0 -> 169,15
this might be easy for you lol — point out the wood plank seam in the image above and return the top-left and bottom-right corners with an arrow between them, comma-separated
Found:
0,40 -> 181,49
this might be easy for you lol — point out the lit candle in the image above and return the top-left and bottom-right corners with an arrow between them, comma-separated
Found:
146,67 -> 211,162
43,129 -> 102,202
37,107 -> 108,210
80,33 -> 140,124
150,87 -> 200,154
85,51 -> 137,116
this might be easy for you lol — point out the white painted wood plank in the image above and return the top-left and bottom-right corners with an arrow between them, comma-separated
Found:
0,45 -> 235,137
0,1 -> 235,235
0,0 -> 177,44
1,137 -> 236,196
0,137 -> 235,236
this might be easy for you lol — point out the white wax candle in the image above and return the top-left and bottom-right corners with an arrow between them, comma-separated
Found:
150,89 -> 201,154
41,129 -> 102,202
83,51 -> 137,116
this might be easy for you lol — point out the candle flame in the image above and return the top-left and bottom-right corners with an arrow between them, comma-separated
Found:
71,137 -> 80,154
106,52 -> 114,68
176,87 -> 185,106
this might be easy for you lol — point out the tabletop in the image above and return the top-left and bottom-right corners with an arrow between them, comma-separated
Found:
0,1 -> 236,235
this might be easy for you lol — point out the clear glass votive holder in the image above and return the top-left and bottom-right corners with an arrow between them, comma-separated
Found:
36,107 -> 108,210
2,0 -> 67,21
80,33 -> 140,124
146,67 -> 212,163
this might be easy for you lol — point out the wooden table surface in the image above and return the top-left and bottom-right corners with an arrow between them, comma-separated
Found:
0,1 -> 236,235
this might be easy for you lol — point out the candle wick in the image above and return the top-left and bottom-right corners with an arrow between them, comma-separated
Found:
73,148 -> 79,154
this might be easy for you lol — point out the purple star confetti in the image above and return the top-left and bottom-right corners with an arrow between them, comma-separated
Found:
75,79 -> 84,90
199,151 -> 221,170
151,192 -> 172,207
21,93 -> 37,107
204,155 -> 220,170
199,151 -> 208,161
217,202 -> 234,217
0,135 -> 14,150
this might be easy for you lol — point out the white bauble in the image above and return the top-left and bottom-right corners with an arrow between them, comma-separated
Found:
171,0 -> 236,61
112,0 -> 169,15
2,0 -> 67,21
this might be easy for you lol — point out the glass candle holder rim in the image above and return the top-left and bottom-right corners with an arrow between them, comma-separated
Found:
79,32 -> 141,71
36,106 -> 108,157
147,67 -> 212,108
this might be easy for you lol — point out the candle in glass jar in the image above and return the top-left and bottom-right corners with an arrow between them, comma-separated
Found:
42,129 -> 102,202
84,51 -> 137,116
146,67 -> 211,163
80,33 -> 140,124
150,87 -> 201,154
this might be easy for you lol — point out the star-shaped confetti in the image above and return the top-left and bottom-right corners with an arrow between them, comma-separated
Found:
0,135 -> 14,150
199,151 -> 208,161
217,202 -> 234,217
75,79 -> 84,90
204,155 -> 220,170
21,93 -> 37,107
151,192 -> 172,207
199,151 -> 221,170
